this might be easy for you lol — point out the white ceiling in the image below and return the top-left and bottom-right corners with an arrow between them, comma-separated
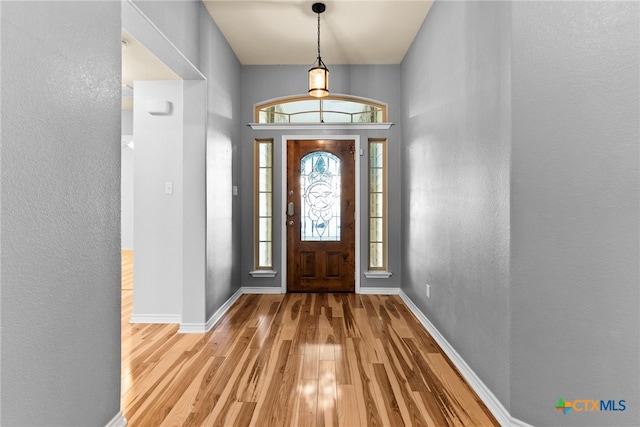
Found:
202,0 -> 434,65
121,1 -> 434,109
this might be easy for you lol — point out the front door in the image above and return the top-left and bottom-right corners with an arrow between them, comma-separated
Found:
286,139 -> 355,292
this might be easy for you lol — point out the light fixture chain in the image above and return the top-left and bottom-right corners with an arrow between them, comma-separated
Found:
317,11 -> 321,61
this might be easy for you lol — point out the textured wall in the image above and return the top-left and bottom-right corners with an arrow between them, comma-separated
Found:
401,1 -> 512,408
198,3 -> 243,319
0,1 -> 121,425
510,2 -> 640,425
240,65 -> 403,291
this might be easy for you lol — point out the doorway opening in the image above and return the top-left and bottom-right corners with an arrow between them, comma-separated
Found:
281,135 -> 361,293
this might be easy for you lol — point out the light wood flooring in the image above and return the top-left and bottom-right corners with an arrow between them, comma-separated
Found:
121,255 -> 498,426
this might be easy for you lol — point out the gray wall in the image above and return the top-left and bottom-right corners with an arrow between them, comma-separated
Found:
199,5 -> 243,318
402,1 -> 640,425
240,65 -> 403,290
0,1 -> 121,425
401,0 -> 512,408
510,2 -> 640,425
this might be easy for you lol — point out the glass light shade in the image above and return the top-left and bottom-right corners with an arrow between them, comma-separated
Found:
308,66 -> 329,98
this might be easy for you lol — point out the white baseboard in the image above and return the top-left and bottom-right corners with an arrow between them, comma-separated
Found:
105,411 -> 127,427
510,417 -> 535,427
129,313 -> 181,324
179,288 -> 244,333
399,290 -> 531,427
241,286 -> 283,294
177,322 -> 208,334
358,286 -> 400,295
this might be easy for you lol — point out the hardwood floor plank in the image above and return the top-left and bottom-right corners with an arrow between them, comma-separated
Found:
372,363 -> 406,427
403,338 -> 461,427
378,337 -> 429,427
337,384 -> 361,427
296,379 -> 318,427
344,339 -> 369,426
184,327 -> 257,426
254,340 -> 300,427
302,332 -> 320,379
351,337 -> 385,427
427,353 -> 498,427
317,360 -> 338,427
318,310 -> 335,361
157,356 -> 216,427
233,402 -> 257,427
354,307 -> 383,364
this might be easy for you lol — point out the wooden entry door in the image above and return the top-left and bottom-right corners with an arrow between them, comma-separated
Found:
287,139 -> 355,292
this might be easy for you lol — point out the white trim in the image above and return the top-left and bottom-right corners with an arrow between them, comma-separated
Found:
249,269 -> 278,278
177,323 -> 207,334
123,0 -> 205,81
398,290 -> 517,427
241,286 -> 284,294
178,288 -> 243,334
510,417 -> 535,427
250,123 -> 393,131
363,270 -> 393,279
280,135 -> 361,294
359,287 -> 400,295
121,134 -> 134,150
105,411 -> 127,427
129,314 -> 181,324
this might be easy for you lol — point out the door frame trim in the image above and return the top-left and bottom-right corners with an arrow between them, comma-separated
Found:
280,134 -> 361,293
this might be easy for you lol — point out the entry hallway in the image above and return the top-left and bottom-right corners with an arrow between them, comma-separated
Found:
121,288 -> 498,426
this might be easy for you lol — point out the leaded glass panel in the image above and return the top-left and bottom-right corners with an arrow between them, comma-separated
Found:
300,151 -> 341,241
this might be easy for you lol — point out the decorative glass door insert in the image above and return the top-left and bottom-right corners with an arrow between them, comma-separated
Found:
300,151 -> 341,241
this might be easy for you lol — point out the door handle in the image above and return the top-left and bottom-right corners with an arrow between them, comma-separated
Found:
287,202 -> 295,216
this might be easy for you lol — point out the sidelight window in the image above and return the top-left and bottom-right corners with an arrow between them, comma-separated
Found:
254,139 -> 273,269
368,139 -> 387,270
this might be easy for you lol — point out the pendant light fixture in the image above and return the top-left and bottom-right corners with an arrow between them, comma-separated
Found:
308,2 -> 329,98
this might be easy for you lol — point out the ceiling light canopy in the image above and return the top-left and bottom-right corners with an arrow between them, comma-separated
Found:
308,2 -> 329,98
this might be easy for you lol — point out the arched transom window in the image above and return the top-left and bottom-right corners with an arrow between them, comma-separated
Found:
255,95 -> 388,124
